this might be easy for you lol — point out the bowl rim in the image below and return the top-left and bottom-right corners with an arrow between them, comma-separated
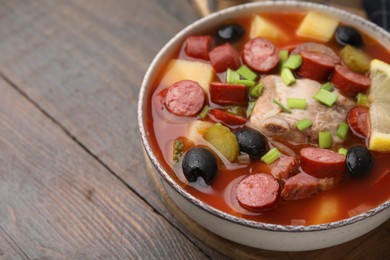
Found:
138,1 -> 390,232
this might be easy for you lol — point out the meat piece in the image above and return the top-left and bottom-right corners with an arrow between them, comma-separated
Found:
269,156 -> 299,180
164,80 -> 205,116
185,35 -> 214,60
296,51 -> 334,82
347,106 -> 370,138
209,109 -> 247,125
300,147 -> 346,179
330,65 -> 371,97
249,75 -> 356,145
236,173 -> 280,212
281,172 -> 335,200
210,82 -> 249,106
291,42 -> 340,64
209,43 -> 240,72
242,37 -> 280,73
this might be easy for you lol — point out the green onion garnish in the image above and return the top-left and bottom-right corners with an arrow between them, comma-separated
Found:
313,89 -> 338,107
338,147 -> 348,156
236,65 -> 257,81
246,101 -> 256,117
319,130 -> 332,149
261,148 -> 281,165
198,105 -> 209,119
250,82 -> 264,99
287,98 -> 307,109
296,118 -> 313,131
273,98 -> 292,113
235,79 -> 255,87
281,68 -> 296,86
336,122 -> 349,140
357,93 -> 369,107
279,50 -> 289,62
283,54 -> 302,70
226,68 -> 239,84
320,82 -> 334,92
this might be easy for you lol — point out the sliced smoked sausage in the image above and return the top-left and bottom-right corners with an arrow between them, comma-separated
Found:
209,43 -> 240,72
209,82 -> 249,106
185,36 -> 214,60
296,51 -> 334,82
209,109 -> 247,125
300,147 -> 346,179
291,42 -> 340,64
236,173 -> 280,212
164,80 -> 205,117
242,37 -> 280,73
330,65 -> 371,97
347,106 -> 370,138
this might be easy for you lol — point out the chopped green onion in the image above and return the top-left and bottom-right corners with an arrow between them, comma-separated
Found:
296,118 -> 313,131
281,68 -> 296,86
287,98 -> 307,109
273,98 -> 292,113
319,130 -> 332,149
198,105 -> 209,119
320,82 -> 334,92
338,147 -> 348,156
226,68 -> 239,84
357,93 -> 369,107
173,139 -> 184,162
214,122 -> 222,127
279,50 -> 289,62
336,122 -> 349,140
313,89 -> 338,107
283,54 -> 302,69
236,65 -> 257,81
246,101 -> 256,117
235,79 -> 255,87
250,82 -> 264,99
261,148 -> 281,165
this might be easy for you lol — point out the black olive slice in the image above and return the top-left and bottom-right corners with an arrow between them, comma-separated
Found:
182,147 -> 218,185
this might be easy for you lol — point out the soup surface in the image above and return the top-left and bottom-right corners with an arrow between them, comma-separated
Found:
146,11 -> 390,225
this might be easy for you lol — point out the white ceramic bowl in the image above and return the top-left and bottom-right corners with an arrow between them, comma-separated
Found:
138,1 -> 390,251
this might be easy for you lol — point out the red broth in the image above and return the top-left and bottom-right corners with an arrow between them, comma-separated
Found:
146,11 -> 390,225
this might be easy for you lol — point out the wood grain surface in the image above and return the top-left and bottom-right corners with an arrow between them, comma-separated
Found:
0,0 -> 387,259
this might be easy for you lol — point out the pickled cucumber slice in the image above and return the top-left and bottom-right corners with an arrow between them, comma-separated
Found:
203,124 -> 239,162
340,45 -> 371,73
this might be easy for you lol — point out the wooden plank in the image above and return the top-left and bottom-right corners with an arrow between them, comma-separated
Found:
0,227 -> 28,260
0,0 -> 228,258
0,0 -> 198,211
0,76 -> 209,259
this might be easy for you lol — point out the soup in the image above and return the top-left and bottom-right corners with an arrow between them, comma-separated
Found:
146,11 -> 390,225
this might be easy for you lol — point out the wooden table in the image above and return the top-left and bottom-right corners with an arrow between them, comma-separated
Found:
0,0 -> 388,259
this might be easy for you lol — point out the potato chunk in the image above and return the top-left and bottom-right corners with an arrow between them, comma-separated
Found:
160,59 -> 213,91
296,11 -> 339,42
187,120 -> 213,143
249,15 -> 288,42
311,195 -> 339,224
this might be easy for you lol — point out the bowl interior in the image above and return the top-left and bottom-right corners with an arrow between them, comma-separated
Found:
138,1 -> 390,232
